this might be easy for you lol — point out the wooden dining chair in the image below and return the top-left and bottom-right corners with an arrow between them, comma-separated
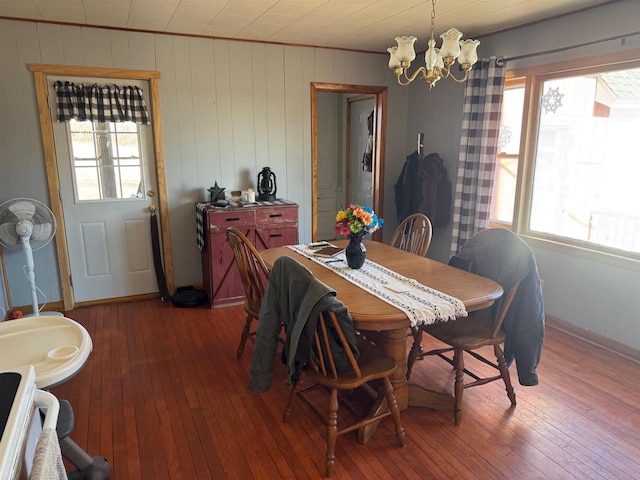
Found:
226,227 -> 270,359
407,276 -> 521,426
283,310 -> 406,477
391,213 -> 433,370
390,213 -> 432,257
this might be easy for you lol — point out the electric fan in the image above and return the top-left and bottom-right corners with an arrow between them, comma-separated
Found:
0,198 -> 59,317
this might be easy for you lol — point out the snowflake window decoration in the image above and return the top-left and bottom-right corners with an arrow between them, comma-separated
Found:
542,87 -> 564,114
499,124 -> 512,148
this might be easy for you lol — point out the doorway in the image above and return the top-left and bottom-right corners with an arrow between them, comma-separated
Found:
49,77 -> 159,303
311,83 -> 387,242
30,64 -> 172,310
347,95 -> 375,211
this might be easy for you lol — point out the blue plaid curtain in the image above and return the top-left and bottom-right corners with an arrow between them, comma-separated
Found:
450,57 -> 505,257
53,81 -> 151,124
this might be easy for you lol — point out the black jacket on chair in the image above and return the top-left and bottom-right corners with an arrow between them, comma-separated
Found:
449,228 -> 545,386
249,256 -> 358,393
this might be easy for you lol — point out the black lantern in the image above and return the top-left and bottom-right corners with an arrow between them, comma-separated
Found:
257,167 -> 277,202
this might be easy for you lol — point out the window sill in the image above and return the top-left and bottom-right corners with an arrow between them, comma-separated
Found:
519,234 -> 640,273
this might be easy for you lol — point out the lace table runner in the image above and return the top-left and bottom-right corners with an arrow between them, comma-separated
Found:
289,244 -> 467,327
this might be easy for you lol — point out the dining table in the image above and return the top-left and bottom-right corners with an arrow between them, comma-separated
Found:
260,239 -> 503,442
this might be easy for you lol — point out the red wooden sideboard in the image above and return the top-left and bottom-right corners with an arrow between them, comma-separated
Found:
201,200 -> 298,307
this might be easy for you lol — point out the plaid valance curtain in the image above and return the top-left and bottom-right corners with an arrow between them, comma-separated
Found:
53,81 -> 151,124
450,57 -> 505,257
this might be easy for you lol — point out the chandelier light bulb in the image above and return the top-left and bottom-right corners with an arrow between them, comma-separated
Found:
394,36 -> 417,63
459,39 -> 480,67
387,46 -> 402,69
440,28 -> 463,59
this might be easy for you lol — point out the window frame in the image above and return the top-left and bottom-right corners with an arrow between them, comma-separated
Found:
506,48 -> 640,263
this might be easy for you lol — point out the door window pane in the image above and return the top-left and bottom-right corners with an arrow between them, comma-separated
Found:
120,167 -> 144,198
74,167 -> 100,200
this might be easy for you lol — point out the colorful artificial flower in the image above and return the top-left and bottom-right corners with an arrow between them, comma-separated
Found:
334,204 -> 383,236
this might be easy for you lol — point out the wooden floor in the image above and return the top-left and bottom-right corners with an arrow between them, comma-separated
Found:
51,299 -> 640,479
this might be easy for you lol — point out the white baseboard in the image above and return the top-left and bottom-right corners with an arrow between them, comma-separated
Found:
546,315 -> 640,365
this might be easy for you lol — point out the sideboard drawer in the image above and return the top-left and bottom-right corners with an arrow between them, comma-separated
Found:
207,210 -> 254,230
255,207 -> 298,225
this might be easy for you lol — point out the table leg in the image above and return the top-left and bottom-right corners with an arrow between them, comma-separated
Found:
357,328 -> 453,444
357,328 -> 405,443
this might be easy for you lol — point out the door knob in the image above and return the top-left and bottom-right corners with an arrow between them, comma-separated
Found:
149,204 -> 156,212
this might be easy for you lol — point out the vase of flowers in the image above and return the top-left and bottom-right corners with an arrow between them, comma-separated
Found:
335,204 -> 383,269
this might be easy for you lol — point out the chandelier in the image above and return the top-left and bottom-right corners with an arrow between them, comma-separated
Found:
387,0 -> 480,89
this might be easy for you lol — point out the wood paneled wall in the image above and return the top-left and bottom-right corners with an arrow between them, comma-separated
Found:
0,19 -> 409,306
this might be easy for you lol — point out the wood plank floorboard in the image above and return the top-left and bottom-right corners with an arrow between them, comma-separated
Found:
49,299 -> 640,479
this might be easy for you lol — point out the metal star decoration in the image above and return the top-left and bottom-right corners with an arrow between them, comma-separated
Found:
207,181 -> 226,202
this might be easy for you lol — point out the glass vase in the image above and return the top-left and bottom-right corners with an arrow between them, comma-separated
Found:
345,233 -> 366,269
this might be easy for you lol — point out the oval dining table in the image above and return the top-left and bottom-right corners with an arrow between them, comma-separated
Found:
260,239 -> 503,443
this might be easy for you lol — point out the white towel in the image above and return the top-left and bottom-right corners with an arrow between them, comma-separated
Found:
30,428 -> 67,480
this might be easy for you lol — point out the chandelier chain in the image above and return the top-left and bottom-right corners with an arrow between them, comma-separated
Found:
430,0 -> 436,40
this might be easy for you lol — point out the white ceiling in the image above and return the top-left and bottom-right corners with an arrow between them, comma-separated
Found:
0,0 -> 618,53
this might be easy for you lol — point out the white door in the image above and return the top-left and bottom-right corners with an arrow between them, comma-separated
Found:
348,97 -> 374,208
316,92 -> 342,241
49,77 -> 159,303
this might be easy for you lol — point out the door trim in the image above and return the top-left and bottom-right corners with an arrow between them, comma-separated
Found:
311,82 -> 387,242
29,64 -> 173,310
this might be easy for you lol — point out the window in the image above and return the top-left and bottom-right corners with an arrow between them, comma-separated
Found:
493,53 -> 640,258
529,69 -> 640,254
67,119 -> 144,202
491,78 -> 525,225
